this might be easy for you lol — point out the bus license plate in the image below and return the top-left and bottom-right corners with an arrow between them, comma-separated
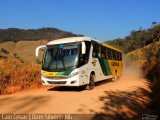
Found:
54,84 -> 60,87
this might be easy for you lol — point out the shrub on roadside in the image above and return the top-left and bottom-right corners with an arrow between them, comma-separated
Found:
142,43 -> 160,114
0,58 -> 42,95
0,48 -> 9,54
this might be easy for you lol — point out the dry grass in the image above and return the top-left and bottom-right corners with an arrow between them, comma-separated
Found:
125,42 -> 160,114
124,48 -> 145,69
142,42 -> 160,114
0,40 -> 47,95
125,41 -> 160,68
0,40 -> 47,63
0,58 -> 42,95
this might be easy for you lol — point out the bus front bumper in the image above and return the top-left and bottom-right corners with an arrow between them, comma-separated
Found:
41,75 -> 80,87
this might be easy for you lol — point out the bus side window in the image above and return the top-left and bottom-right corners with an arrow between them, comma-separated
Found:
107,48 -> 112,60
117,52 -> 119,60
120,53 -> 122,60
101,46 -> 106,59
112,50 -> 114,60
110,49 -> 113,60
98,45 -> 101,58
93,44 -> 101,58
115,51 -> 117,60
115,51 -> 118,60
93,44 -> 97,57
106,48 -> 108,59
85,41 -> 91,62
118,52 -> 121,60
113,50 -> 116,60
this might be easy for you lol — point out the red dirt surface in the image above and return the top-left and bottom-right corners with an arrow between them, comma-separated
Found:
0,67 -> 151,120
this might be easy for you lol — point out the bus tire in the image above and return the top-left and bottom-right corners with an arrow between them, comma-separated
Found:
85,74 -> 95,90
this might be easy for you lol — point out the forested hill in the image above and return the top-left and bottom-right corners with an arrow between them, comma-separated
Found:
106,23 -> 160,53
0,27 -> 80,43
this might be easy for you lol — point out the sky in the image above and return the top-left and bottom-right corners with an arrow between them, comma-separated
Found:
0,0 -> 160,41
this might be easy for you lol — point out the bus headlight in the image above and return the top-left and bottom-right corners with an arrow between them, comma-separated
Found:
69,71 -> 79,77
41,72 -> 47,77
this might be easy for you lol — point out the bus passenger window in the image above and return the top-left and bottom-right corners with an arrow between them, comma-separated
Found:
116,52 -> 119,60
110,50 -> 113,60
112,50 -> 116,60
107,48 -> 112,60
120,53 -> 122,60
101,46 -> 106,59
92,44 -> 101,58
118,52 -> 121,60
98,45 -> 101,58
93,44 -> 98,57
115,51 -> 117,60
106,48 -> 108,59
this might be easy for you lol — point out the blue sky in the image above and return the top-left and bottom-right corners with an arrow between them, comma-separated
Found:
0,0 -> 160,41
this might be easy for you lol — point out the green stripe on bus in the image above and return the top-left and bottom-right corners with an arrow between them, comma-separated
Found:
62,70 -> 73,75
103,59 -> 111,75
98,58 -> 111,76
55,70 -> 73,76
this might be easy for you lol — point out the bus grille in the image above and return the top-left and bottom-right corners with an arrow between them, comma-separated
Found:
47,81 -> 67,84
44,76 -> 68,80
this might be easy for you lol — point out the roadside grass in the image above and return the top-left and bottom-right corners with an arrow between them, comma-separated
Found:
0,58 -> 42,95
142,42 -> 160,114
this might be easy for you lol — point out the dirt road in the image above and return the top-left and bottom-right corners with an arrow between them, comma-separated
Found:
0,67 -> 151,120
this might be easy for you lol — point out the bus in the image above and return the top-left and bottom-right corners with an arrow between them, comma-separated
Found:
35,37 -> 123,89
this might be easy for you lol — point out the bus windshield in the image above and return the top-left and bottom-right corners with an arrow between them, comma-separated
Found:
42,43 -> 80,71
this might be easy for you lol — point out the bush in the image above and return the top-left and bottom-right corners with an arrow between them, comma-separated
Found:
0,48 -> 9,54
0,55 -> 7,59
0,58 -> 42,95
36,59 -> 41,64
142,43 -> 160,114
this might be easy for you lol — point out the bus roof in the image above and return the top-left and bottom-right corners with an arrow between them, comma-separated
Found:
47,37 -> 92,45
47,36 -> 122,52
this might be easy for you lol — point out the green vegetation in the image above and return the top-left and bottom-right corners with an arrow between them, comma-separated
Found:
0,27 -> 81,42
106,23 -> 160,53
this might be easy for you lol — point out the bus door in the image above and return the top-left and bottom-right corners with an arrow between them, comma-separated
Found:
79,41 -> 91,85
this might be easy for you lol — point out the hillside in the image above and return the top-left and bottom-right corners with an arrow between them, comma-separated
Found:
124,41 -> 160,114
0,40 -> 47,63
124,41 -> 160,67
0,27 -> 82,63
106,24 -> 160,53
106,22 -> 160,114
0,27 -> 80,42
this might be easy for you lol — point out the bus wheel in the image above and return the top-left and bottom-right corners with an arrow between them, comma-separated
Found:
85,74 -> 95,90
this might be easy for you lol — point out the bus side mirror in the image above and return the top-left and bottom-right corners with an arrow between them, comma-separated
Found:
81,42 -> 86,54
35,45 -> 46,57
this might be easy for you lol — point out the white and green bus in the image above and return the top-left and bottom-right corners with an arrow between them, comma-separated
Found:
35,37 -> 123,89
